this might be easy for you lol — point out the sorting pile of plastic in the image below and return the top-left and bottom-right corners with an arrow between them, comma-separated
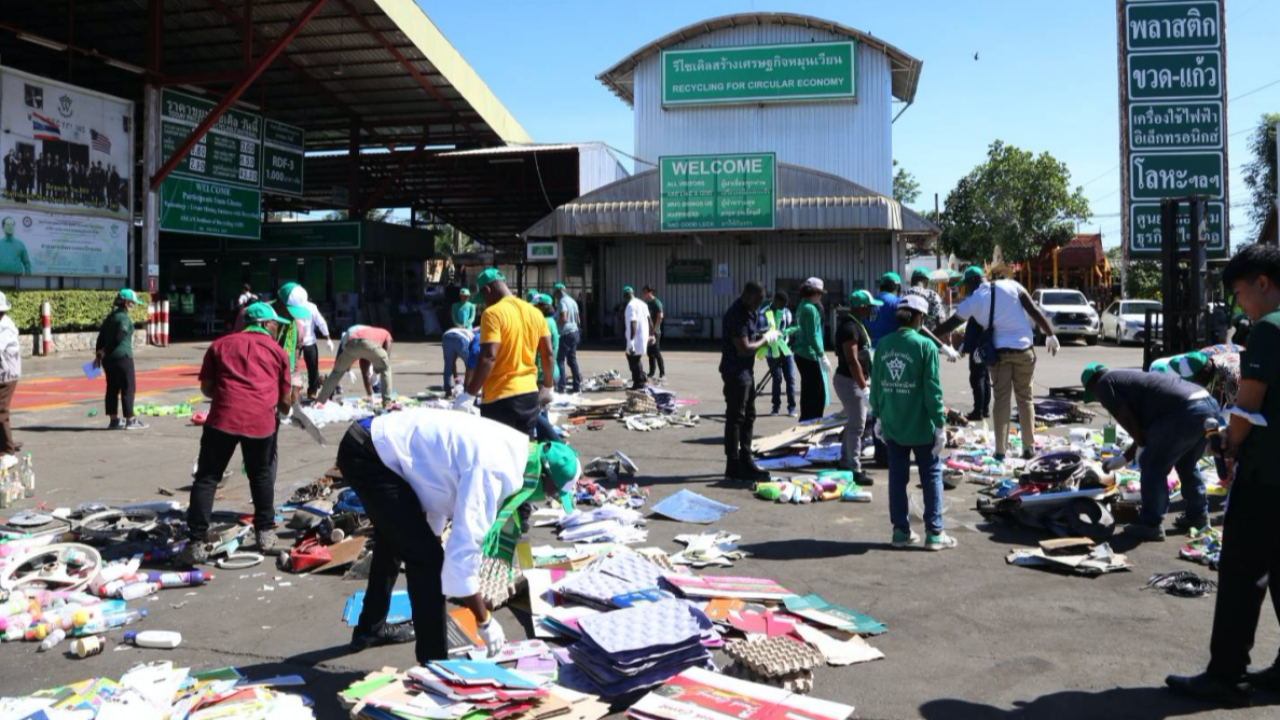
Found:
1180,526 -> 1223,569
0,454 -> 36,509
0,663 -> 314,719
753,470 -> 871,504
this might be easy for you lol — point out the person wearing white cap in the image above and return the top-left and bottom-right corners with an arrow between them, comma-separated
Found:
792,278 -> 829,421
0,291 -> 19,455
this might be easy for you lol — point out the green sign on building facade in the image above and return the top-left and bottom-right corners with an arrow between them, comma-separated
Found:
1119,0 -> 1227,259
660,153 -> 776,232
159,89 -> 305,239
661,42 -> 856,107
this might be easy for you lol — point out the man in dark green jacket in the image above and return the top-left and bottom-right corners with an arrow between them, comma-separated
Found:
870,294 -> 954,551
94,289 -> 146,430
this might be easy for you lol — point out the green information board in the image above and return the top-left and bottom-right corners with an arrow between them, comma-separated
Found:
228,221 -> 361,251
159,177 -> 261,240
1124,2 -> 1221,51
1128,101 -> 1222,151
160,89 -> 262,188
660,153 -> 776,232
666,259 -> 713,284
1126,51 -> 1222,101
1129,151 -> 1223,200
1130,201 -> 1226,256
661,42 -> 856,106
262,119 -> 305,197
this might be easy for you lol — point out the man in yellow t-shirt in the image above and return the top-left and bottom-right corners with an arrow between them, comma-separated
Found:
459,268 -> 553,436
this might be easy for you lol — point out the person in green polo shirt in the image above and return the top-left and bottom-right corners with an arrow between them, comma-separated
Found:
0,217 -> 32,275
452,288 -> 476,329
94,289 -> 146,430
792,278 -> 829,421
870,294 -> 953,551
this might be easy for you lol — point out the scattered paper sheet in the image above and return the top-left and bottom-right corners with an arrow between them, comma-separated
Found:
651,490 -> 739,524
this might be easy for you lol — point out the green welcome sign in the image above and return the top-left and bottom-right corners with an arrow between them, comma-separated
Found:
660,153 -> 776,232
661,42 -> 856,107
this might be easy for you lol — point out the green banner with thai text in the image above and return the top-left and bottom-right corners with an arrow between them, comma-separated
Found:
661,42 -> 856,107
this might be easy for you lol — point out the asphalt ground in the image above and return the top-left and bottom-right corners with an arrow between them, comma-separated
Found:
0,336 -> 1276,720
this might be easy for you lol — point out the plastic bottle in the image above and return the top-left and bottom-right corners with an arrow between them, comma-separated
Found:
73,608 -> 147,636
38,627 -> 66,652
118,582 -> 161,602
123,630 -> 182,649
144,570 -> 211,588
20,454 -> 33,498
0,591 -> 27,616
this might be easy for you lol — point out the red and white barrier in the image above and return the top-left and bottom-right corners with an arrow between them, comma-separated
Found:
146,302 -> 156,346
39,301 -> 52,356
158,300 -> 170,347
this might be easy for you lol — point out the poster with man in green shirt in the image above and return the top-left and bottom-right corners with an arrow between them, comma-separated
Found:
0,217 -> 31,275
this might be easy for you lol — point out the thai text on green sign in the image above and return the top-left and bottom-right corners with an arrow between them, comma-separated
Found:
227,221 -> 360,250
1129,101 -> 1222,150
660,153 -> 776,232
1130,201 -> 1226,257
159,177 -> 261,240
1129,152 -> 1223,200
661,42 -> 856,107
667,259 -> 713,284
161,89 -> 262,188
1127,51 -> 1222,100
261,119 -> 305,197
1125,2 -> 1220,51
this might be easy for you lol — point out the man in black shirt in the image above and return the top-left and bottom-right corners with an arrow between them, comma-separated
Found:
720,281 -> 777,482
832,291 -> 881,485
1082,363 -> 1219,541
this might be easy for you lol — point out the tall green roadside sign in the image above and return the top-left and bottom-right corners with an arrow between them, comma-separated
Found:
1118,0 -> 1228,260
158,89 -> 305,240
660,153 -> 776,232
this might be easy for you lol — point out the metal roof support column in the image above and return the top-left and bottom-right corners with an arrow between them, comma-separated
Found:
348,119 -> 363,218
360,141 -> 426,215
150,0 -> 331,191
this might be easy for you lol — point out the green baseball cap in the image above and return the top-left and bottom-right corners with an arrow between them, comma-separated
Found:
1080,362 -> 1107,403
277,282 -> 299,305
117,288 -> 139,304
849,290 -> 884,308
553,282 -> 566,290
526,289 -> 540,300
537,293 -> 553,305
911,267 -> 930,281
541,441 -> 581,512
459,288 -> 471,297
963,265 -> 985,281
1172,351 -> 1208,380
243,301 -> 291,325
475,267 -> 505,291
622,285 -> 634,295
880,272 -> 901,286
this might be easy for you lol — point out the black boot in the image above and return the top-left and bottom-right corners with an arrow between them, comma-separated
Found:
724,458 -> 751,482
738,448 -> 770,481
1165,672 -> 1253,708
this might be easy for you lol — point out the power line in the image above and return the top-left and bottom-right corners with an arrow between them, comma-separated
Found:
1229,77 -> 1280,105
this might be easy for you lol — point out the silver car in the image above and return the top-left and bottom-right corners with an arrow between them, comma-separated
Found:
1100,299 -> 1162,345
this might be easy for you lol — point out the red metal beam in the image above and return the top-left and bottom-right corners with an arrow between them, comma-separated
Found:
151,0 -> 330,191
334,0 -> 475,135
360,140 -> 427,213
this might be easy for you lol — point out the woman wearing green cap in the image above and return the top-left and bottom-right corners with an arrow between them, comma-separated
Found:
94,289 -> 146,430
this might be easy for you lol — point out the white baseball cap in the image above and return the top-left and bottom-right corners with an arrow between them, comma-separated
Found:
900,294 -> 929,314
0,291 -> 10,312
804,277 -> 825,291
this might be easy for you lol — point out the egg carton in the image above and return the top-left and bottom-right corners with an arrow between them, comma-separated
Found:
477,556 -> 525,609
724,635 -> 825,677
722,661 -> 814,695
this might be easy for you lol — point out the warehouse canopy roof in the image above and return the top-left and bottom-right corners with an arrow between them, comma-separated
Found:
523,163 -> 940,238
4,0 -> 530,152
597,12 -> 924,106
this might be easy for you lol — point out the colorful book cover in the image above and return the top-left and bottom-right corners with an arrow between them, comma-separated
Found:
782,594 -> 887,635
627,667 -> 854,720
663,574 -> 794,600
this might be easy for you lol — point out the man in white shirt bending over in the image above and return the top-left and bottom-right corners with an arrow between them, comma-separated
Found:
935,266 -> 1058,462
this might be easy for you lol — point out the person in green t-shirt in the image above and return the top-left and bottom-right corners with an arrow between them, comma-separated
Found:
0,217 -> 32,275
791,278 -> 829,421
870,294 -> 953,551
93,289 -> 146,431
1167,244 -> 1280,707
451,288 -> 476,329
641,285 -> 666,380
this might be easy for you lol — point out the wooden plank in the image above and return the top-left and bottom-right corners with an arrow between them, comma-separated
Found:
751,416 -> 847,455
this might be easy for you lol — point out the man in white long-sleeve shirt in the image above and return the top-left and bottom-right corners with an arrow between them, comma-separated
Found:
622,285 -> 651,390
337,410 -> 580,662
281,282 -> 332,400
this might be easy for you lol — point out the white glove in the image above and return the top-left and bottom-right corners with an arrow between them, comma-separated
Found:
940,344 -> 959,363
1102,455 -> 1127,472
478,616 -> 506,657
872,418 -> 883,442
291,374 -> 305,389
762,329 -> 782,345
1045,335 -> 1061,356
452,391 -> 476,411
820,356 -> 832,376
326,339 -> 335,352
932,428 -> 947,457
278,406 -> 293,420
857,385 -> 871,400
538,386 -> 554,407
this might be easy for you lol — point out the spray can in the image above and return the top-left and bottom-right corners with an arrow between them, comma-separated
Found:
37,627 -> 66,652
144,570 -> 212,589
72,636 -> 106,658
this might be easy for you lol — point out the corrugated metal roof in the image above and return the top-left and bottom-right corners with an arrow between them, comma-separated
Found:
440,143 -> 605,157
523,163 -> 940,238
597,12 -> 924,106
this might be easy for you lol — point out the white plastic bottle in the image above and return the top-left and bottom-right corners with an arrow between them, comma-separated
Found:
123,630 -> 182,649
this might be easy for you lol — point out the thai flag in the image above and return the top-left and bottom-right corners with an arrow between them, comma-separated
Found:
32,113 -> 60,140
91,129 -> 112,154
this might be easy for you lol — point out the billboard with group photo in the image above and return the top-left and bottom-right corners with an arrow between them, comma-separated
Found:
0,66 -> 133,277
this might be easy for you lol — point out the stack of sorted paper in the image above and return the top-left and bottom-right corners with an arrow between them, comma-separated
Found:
557,506 -> 648,544
564,598 -> 714,699
663,574 -> 795,602
552,550 -> 674,609
627,666 -> 855,720
343,664 -> 605,720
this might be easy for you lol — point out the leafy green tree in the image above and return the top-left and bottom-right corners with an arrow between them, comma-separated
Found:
938,141 -> 1090,263
1242,112 -> 1280,238
893,159 -> 920,206
1106,246 -> 1162,300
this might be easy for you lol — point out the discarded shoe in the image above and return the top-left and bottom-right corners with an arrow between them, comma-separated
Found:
891,529 -> 921,549
351,622 -> 416,650
925,532 -> 958,551
1123,522 -> 1166,542
1166,672 -> 1252,707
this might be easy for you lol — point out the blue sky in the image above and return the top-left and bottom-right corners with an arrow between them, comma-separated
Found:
421,0 -> 1280,248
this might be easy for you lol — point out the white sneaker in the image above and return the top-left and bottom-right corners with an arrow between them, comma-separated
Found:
926,532 -> 958,551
